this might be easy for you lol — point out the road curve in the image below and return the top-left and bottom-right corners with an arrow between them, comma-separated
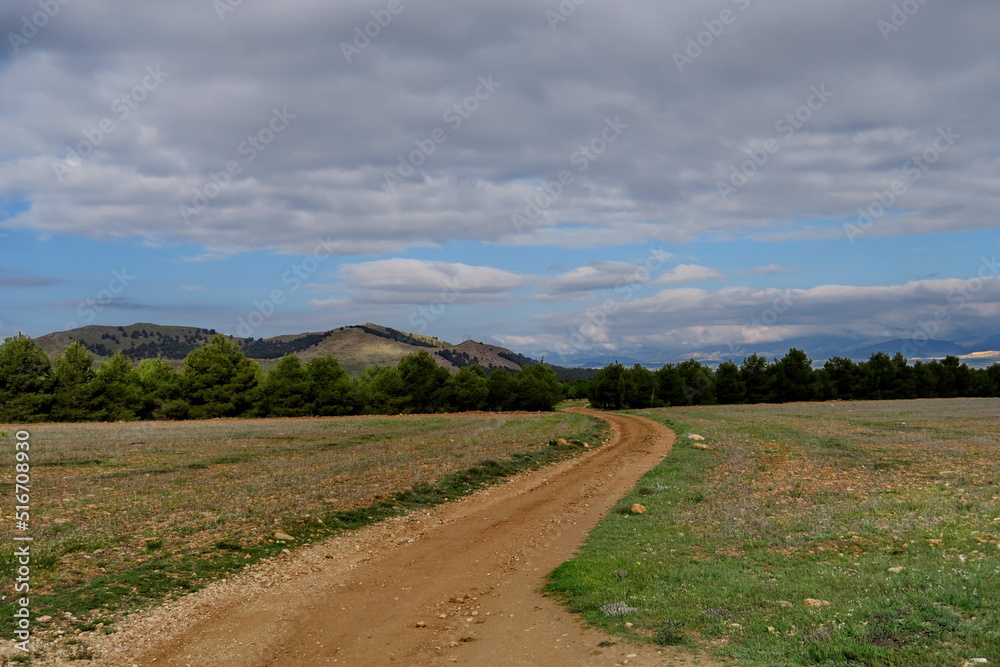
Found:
91,409 -> 713,666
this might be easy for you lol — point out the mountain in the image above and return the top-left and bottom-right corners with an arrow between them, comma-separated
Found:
963,334 -> 1000,353
846,339 -> 971,360
32,322 -> 552,377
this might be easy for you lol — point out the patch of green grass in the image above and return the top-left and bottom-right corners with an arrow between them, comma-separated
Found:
547,399 -> 1000,666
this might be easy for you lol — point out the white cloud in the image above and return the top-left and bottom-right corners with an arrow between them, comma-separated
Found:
0,1 -> 996,254
651,264 -> 725,286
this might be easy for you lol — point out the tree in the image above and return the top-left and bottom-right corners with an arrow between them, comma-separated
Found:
0,335 -> 53,422
626,364 -> 658,408
91,352 -> 144,421
772,348 -> 815,402
448,364 -> 489,412
676,359 -> 716,405
862,352 -> 900,400
910,361 -> 939,398
259,354 -> 310,417
740,354 -> 774,404
398,351 -> 450,413
358,365 -> 409,414
180,334 -> 260,419
51,342 -> 96,421
714,360 -> 746,404
590,363 -> 629,410
305,356 -> 356,416
513,363 -> 563,411
486,368 -> 516,411
824,357 -> 862,400
655,364 -> 685,406
137,356 -> 184,419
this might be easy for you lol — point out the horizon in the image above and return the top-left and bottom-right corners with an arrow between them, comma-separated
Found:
2,2 -> 999,364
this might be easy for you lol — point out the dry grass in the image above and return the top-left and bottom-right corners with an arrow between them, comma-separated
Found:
0,411 -> 603,634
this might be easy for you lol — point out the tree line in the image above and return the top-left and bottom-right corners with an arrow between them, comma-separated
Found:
0,334 -> 564,423
589,349 -> 1000,409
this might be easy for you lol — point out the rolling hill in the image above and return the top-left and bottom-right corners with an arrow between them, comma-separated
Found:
32,322 -> 549,376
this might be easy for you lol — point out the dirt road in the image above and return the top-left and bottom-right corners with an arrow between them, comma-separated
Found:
90,409 -> 711,666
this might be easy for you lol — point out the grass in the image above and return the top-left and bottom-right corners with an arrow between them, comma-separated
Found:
546,398 -> 1000,666
0,412 -> 606,641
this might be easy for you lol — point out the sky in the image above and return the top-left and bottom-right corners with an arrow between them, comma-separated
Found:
1,0 -> 999,364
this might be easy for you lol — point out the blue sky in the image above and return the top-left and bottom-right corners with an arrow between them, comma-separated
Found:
1,1 -> 999,362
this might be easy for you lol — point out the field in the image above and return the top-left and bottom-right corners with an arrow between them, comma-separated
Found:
0,411 -> 605,640
547,398 -> 1000,666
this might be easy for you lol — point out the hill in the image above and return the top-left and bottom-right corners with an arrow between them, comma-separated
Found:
31,322 -> 577,377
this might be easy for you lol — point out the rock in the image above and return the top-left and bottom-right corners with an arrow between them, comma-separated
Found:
416,621 -> 427,628
804,598 -> 831,607
630,503 -> 647,515
37,615 -> 53,624
888,566 -> 905,573
687,434 -> 706,441
273,531 -> 295,541
691,443 -> 711,451
963,660 -> 989,666
600,601 -> 639,617
555,438 -> 569,446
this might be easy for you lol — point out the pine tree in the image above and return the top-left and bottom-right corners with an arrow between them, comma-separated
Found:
91,352 -> 144,421
181,334 -> 260,419
51,342 -> 96,421
0,335 -> 53,422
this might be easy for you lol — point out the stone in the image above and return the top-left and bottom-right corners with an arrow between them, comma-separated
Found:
416,621 -> 427,628
274,531 -> 295,541
888,566 -> 905,573
687,434 -> 706,441
630,504 -> 647,515
691,443 -> 711,450
555,438 -> 569,446
37,615 -> 53,624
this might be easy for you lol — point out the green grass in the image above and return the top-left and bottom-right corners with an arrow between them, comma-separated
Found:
546,399 -> 1000,666
0,412 -> 606,641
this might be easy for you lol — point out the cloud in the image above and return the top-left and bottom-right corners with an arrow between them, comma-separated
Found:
312,259 -> 532,310
651,264 -> 725,286
0,271 -> 62,288
532,273 -> 1000,358
753,264 -> 784,275
0,1 -> 995,255
179,284 -> 204,292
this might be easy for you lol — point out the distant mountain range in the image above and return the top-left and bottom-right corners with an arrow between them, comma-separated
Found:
552,334 -> 1000,369
31,322 -> 1000,373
